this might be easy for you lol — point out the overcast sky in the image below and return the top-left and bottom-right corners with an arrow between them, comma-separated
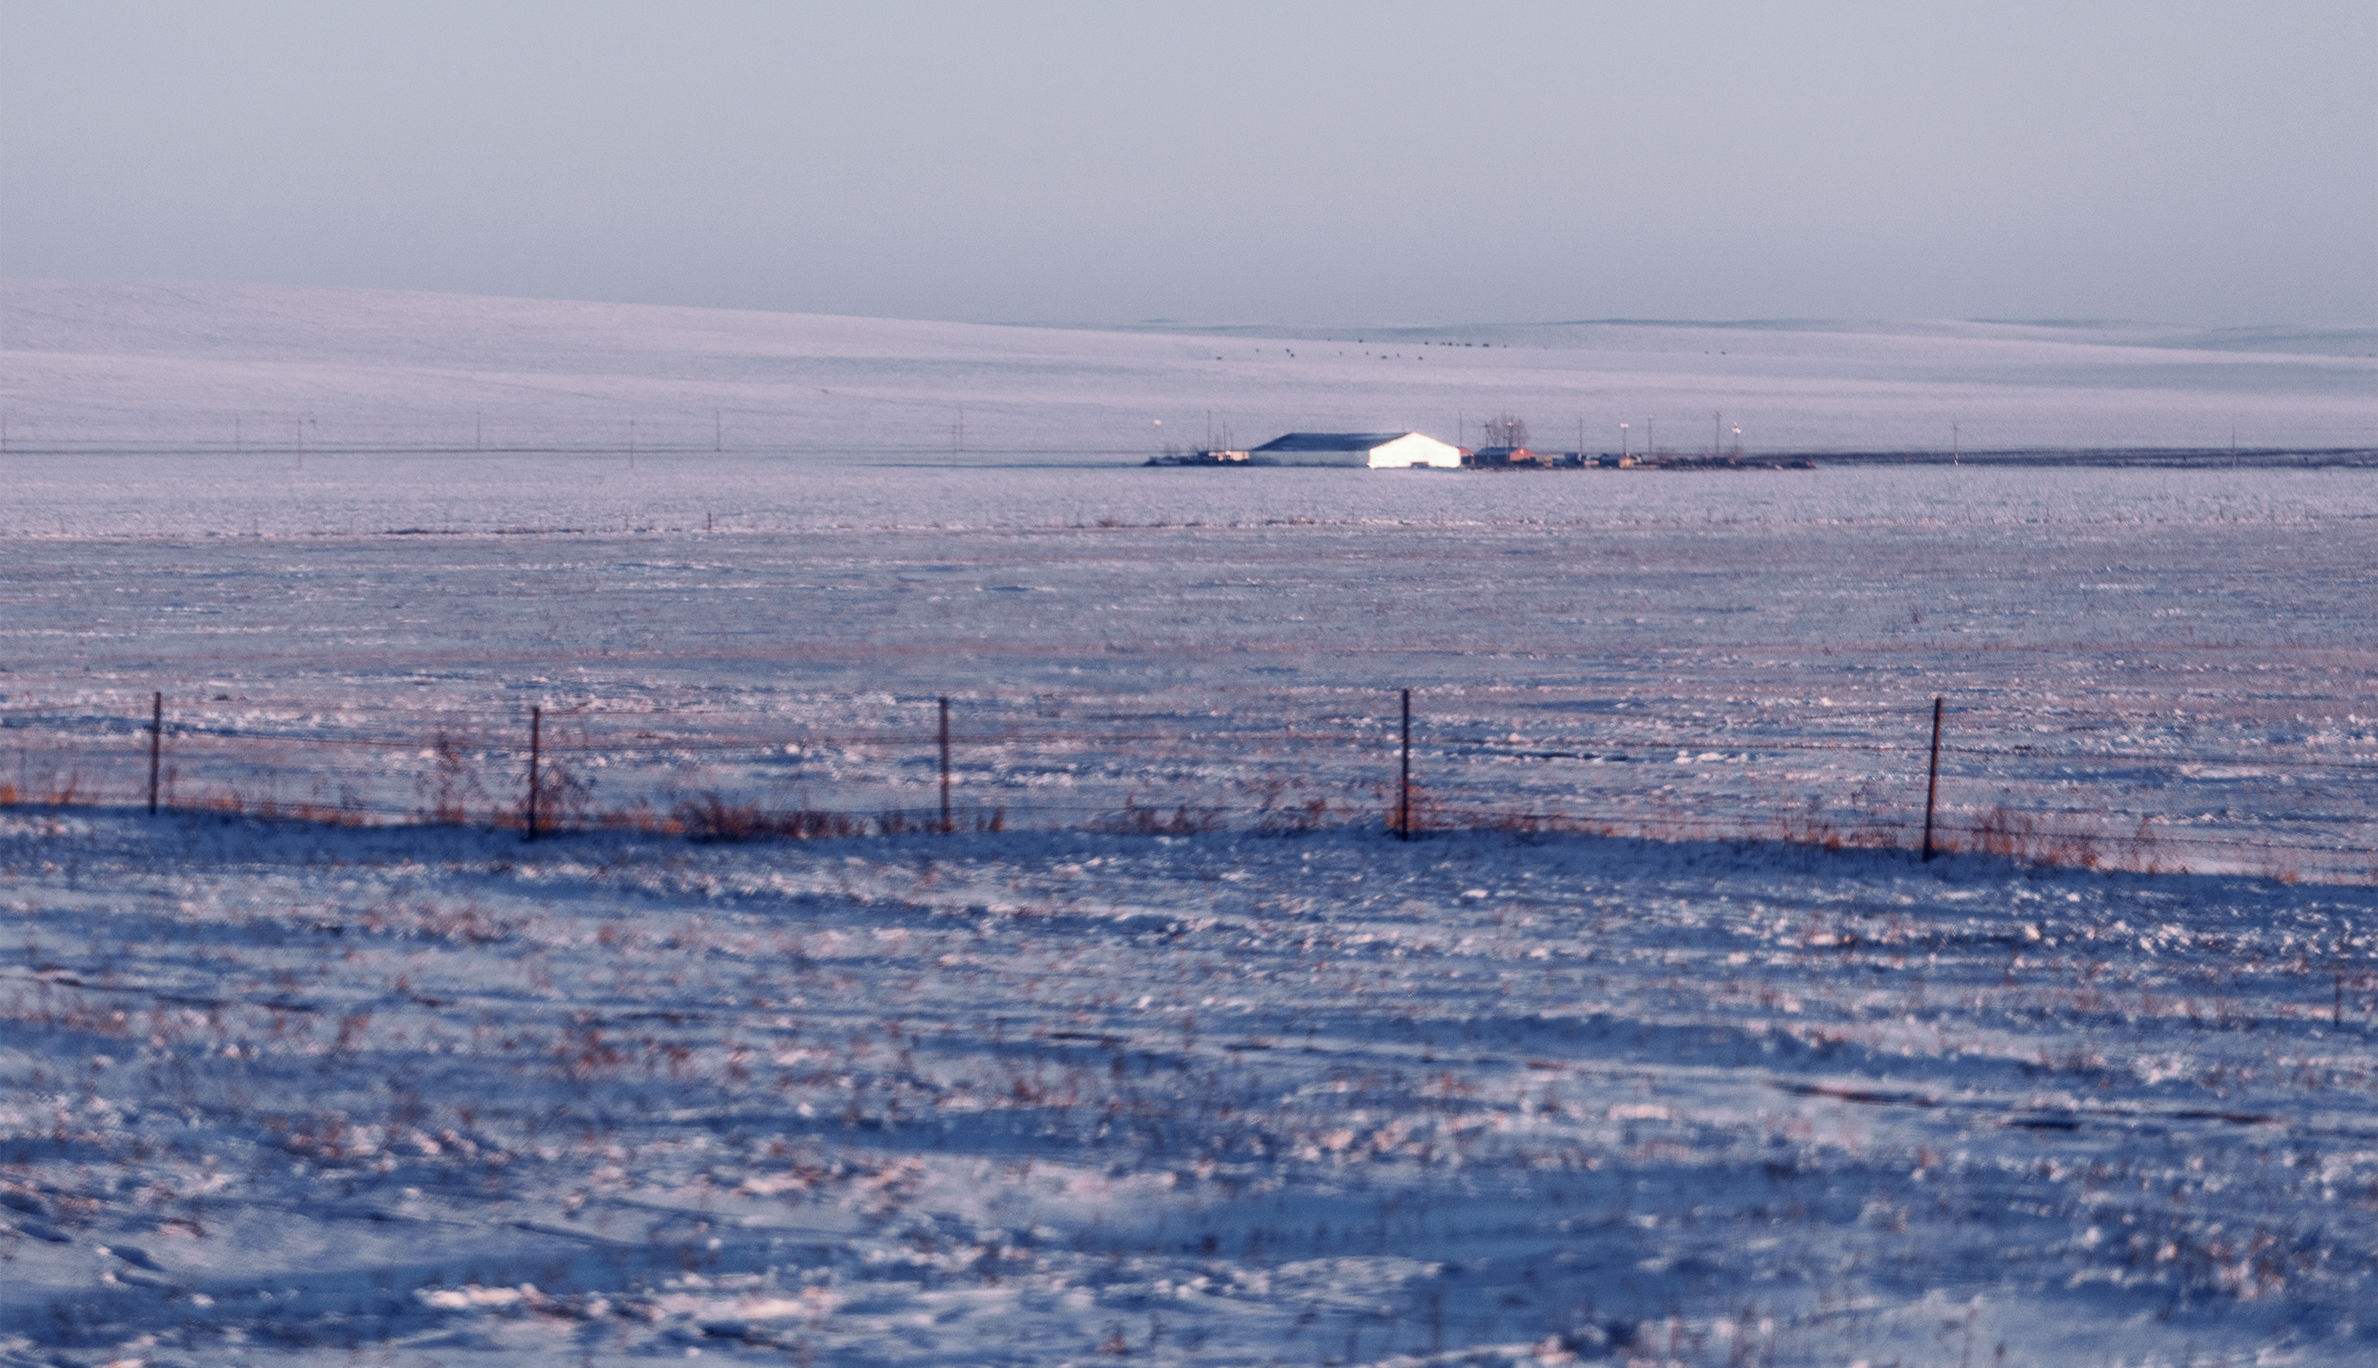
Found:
4,1 -> 2372,327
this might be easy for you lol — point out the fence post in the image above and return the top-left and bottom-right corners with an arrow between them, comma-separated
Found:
1398,688 -> 1412,841
938,697 -> 953,834
1920,696 -> 1943,862
525,705 -> 541,842
147,691 -> 162,815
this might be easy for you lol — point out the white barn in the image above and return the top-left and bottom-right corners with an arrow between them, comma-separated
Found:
1249,432 -> 1463,468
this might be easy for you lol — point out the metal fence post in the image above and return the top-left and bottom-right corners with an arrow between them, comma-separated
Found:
525,705 -> 541,842
1398,688 -> 1412,841
1921,696 -> 1944,861
938,697 -> 953,835
147,691 -> 162,815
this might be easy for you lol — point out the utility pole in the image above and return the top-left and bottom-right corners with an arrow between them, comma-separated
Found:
715,409 -> 722,452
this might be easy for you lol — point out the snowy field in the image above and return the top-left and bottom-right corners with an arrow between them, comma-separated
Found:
5,814 -> 2376,1367
1,454 -> 2374,1365
3,283 -> 2376,1364
2,460 -> 2372,877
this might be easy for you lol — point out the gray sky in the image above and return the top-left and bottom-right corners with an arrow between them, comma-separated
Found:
4,0 -> 2373,327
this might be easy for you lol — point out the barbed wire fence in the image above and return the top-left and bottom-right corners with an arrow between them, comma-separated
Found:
1,687 -> 2370,882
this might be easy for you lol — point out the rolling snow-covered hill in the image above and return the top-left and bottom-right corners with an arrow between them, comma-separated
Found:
3,278 -> 2371,456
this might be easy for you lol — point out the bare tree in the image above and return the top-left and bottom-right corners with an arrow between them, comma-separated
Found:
1481,413 -> 1529,449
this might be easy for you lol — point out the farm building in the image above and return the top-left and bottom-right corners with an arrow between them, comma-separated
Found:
1467,445 -> 1538,468
1249,432 -> 1464,468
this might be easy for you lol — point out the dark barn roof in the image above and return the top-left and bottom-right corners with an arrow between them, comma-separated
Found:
1251,432 -> 1413,452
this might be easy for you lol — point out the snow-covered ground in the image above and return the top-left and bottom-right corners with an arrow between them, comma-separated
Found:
2,448 -> 2374,540
5,279 -> 2373,454
2,461 -> 2371,880
5,814 -> 2376,1366
1,465 -> 2373,1365
4,285 -> 2377,1363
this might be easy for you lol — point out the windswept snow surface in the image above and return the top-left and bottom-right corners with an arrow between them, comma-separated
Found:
4,279 -> 2374,454
4,816 -> 2377,1367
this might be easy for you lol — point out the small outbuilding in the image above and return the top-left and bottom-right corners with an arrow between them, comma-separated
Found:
1467,445 -> 1537,468
1249,432 -> 1464,468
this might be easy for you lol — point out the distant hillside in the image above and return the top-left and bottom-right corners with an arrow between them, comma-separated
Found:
3,279 -> 2371,456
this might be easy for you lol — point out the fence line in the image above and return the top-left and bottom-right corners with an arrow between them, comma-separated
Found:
0,687 -> 2370,881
